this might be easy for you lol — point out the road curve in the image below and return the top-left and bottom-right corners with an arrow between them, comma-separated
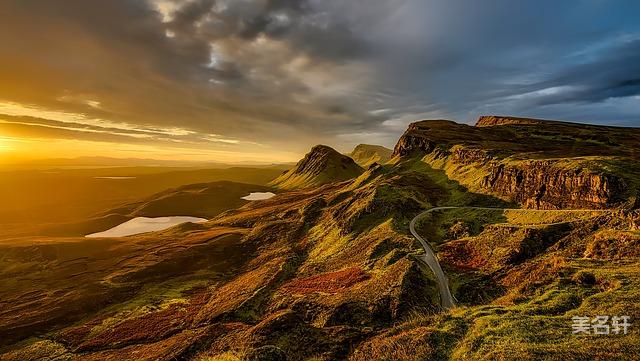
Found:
409,206 -> 610,309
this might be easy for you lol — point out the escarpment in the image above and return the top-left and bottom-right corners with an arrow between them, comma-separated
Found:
481,162 -> 627,209
392,116 -> 639,209
475,115 -> 551,127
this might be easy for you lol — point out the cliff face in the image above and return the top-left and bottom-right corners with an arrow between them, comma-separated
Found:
392,120 -> 467,158
475,115 -> 549,127
392,124 -> 437,158
392,117 -> 639,209
480,162 -> 627,209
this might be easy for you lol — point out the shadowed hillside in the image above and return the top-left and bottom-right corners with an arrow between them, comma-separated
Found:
1,117 -> 639,360
34,181 -> 277,237
0,166 -> 288,226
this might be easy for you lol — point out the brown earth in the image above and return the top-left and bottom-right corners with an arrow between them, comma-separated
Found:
1,117 -> 639,360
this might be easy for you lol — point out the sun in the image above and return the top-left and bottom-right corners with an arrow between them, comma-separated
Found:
0,136 -> 16,152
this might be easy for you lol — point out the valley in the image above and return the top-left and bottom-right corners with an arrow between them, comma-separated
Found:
0,116 -> 639,360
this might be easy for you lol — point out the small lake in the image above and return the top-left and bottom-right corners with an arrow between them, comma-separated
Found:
241,192 -> 276,201
86,216 -> 207,238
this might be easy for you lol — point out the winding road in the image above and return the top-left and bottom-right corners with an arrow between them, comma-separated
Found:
409,206 -> 610,309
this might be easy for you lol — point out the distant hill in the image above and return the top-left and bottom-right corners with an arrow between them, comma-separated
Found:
270,145 -> 364,189
0,166 -> 287,240
348,144 -> 393,167
37,181 -> 276,237
107,181 -> 275,219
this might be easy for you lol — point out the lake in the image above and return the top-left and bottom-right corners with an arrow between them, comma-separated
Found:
241,192 -> 276,200
86,216 -> 207,238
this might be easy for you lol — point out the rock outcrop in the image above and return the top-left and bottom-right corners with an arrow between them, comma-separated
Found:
480,162 -> 627,209
475,115 -> 551,127
392,117 -> 639,209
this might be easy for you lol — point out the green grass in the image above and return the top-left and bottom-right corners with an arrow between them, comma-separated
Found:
355,256 -> 640,360
352,207 -> 640,360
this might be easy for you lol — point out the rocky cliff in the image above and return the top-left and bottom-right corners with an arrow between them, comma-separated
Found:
475,115 -> 552,127
392,117 -> 639,209
480,161 -> 628,209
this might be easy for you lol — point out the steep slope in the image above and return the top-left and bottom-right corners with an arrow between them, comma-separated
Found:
271,145 -> 364,189
392,116 -> 640,209
348,144 -> 393,167
2,117 -> 640,360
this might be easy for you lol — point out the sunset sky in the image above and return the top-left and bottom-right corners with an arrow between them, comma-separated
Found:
1,0 -> 639,163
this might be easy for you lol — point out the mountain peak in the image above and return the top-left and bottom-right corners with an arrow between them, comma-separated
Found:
348,144 -> 393,167
271,144 -> 364,189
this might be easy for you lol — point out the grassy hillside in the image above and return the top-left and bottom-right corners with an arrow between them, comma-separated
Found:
2,156 -> 638,360
1,118 -> 639,360
271,145 -> 364,189
392,117 -> 640,209
354,208 -> 640,360
348,144 -> 393,167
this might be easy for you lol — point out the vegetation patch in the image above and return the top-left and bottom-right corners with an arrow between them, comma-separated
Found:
281,267 -> 370,295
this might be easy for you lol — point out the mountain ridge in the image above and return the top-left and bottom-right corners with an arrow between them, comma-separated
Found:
2,116 -> 640,360
476,115 -> 640,129
392,117 -> 640,209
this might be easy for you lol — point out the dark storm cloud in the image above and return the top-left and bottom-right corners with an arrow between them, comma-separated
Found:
168,0 -> 367,62
527,39 -> 640,105
0,0 -> 639,157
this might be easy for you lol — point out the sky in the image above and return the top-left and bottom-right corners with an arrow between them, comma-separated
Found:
0,0 -> 639,163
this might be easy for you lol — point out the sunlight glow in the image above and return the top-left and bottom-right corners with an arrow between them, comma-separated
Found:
0,101 -> 292,163
0,136 -> 22,152
0,101 -> 198,137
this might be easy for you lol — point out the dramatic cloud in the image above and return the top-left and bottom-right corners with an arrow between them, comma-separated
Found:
0,0 -> 639,161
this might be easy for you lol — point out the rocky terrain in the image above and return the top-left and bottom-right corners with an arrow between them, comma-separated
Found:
1,116 -> 639,360
392,116 -> 640,209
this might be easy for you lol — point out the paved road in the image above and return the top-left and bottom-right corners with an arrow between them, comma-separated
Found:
409,206 -> 610,309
